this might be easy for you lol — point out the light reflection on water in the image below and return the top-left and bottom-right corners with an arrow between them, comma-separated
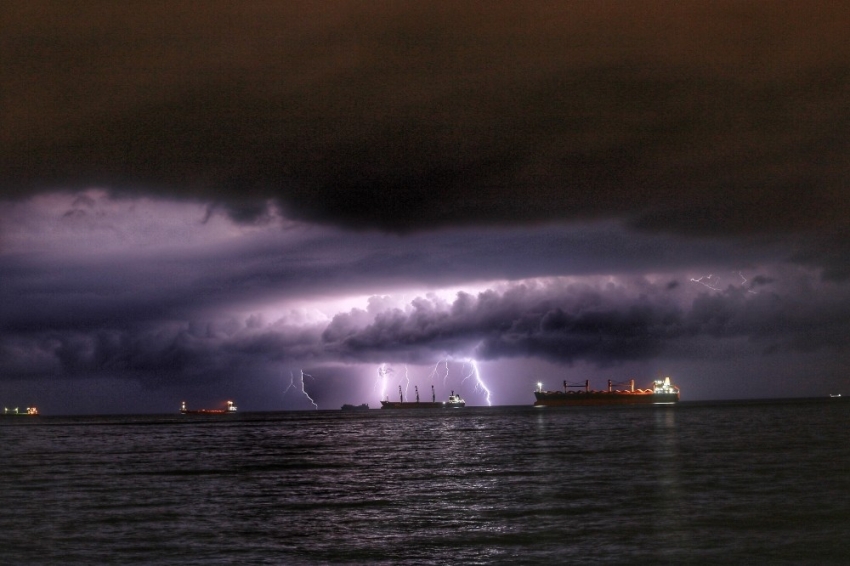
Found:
2,400 -> 849,565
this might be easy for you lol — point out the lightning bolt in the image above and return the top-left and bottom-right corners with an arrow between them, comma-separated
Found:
455,358 -> 494,406
375,363 -> 391,402
403,365 -> 410,400
468,359 -> 492,406
460,360 -> 474,385
739,271 -> 758,294
284,369 -> 318,410
690,274 -> 722,291
426,360 -> 442,386
374,358 -> 494,406
691,272 -> 758,294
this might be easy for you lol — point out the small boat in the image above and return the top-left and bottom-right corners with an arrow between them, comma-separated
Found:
341,403 -> 370,411
180,400 -> 237,414
829,393 -> 842,398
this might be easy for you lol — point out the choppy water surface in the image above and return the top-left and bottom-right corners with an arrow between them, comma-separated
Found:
3,399 -> 848,565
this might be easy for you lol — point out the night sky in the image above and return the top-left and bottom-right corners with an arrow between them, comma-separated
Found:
3,2 -> 849,414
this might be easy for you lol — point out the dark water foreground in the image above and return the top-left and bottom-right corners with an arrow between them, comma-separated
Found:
2,399 -> 848,565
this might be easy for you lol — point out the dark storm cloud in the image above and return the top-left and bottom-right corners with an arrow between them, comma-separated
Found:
6,276 -> 848,387
0,207 -> 784,338
0,320 -> 326,387
3,189 -> 846,401
3,2 -> 849,240
322,282 -> 850,365
4,3 -> 850,409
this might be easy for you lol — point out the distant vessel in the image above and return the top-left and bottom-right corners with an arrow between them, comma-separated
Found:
380,385 -> 466,409
534,378 -> 680,407
180,400 -> 237,414
341,403 -> 370,411
829,393 -> 842,398
2,406 -> 38,416
444,392 -> 466,408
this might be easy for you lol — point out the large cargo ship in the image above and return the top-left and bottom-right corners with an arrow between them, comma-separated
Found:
180,400 -> 237,414
380,385 -> 466,409
533,377 -> 680,407
2,406 -> 39,416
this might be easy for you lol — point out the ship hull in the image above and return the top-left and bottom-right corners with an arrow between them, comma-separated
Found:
380,401 -> 446,409
534,391 -> 679,406
180,400 -> 236,414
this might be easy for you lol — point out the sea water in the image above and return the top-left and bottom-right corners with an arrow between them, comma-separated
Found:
2,399 -> 848,565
